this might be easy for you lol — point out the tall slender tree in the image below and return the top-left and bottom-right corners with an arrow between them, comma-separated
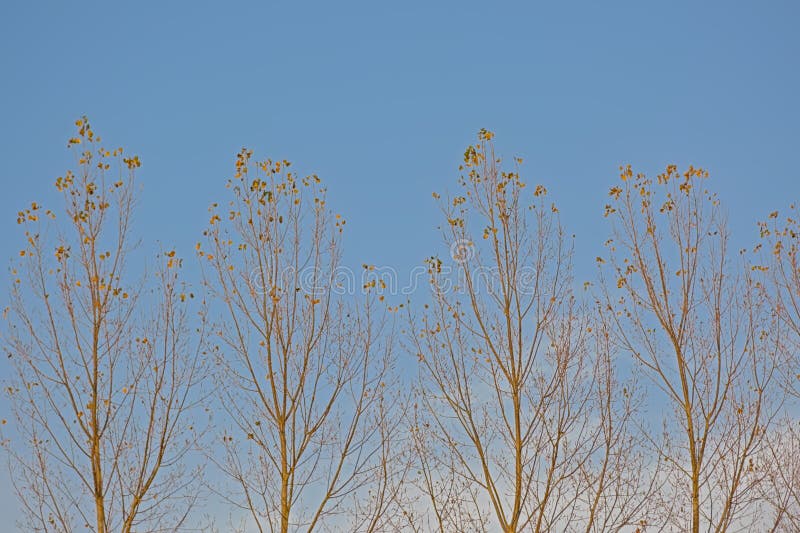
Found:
201,148 -> 407,532
2,118 -> 207,532
600,164 -> 779,532
407,131 -> 653,533
753,205 -> 800,529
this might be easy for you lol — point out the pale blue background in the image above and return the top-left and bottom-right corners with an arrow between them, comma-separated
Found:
1,0 -> 798,528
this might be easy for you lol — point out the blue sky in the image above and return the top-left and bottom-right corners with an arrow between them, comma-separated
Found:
1,0 -> 799,527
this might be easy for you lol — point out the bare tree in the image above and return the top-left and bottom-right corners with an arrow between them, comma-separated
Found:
752,205 -> 800,530
406,130 -> 653,533
599,164 -> 779,532
201,148 -> 407,532
1,117 -> 208,532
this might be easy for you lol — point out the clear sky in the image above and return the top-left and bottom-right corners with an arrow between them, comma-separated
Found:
1,0 -> 799,528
